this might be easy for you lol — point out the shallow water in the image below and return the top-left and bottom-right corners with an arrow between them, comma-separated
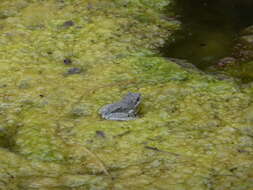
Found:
161,0 -> 253,71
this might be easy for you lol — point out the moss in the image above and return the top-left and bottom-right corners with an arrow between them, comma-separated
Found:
225,61 -> 253,83
0,0 -> 253,189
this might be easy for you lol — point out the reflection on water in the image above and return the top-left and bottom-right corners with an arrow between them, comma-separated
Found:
161,0 -> 253,70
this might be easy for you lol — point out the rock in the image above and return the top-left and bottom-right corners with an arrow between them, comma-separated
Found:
216,57 -> 236,67
240,35 -> 253,45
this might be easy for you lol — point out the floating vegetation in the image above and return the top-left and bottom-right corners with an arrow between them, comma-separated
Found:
0,0 -> 253,189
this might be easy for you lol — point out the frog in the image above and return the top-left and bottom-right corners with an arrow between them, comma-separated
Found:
99,92 -> 141,121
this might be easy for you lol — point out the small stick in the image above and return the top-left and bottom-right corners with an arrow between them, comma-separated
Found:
144,146 -> 180,156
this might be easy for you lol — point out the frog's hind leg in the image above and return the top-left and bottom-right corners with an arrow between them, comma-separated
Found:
105,113 -> 136,121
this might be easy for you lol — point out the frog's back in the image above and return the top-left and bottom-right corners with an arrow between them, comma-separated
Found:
99,102 -> 122,115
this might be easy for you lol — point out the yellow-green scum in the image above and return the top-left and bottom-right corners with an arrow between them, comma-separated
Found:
0,0 -> 253,189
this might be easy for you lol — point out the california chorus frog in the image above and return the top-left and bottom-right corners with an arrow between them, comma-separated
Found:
99,92 -> 141,121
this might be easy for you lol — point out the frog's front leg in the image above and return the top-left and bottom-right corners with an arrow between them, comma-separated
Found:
104,112 -> 136,121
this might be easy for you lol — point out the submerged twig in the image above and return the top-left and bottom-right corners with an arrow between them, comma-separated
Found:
144,146 -> 180,156
67,143 -> 111,177
113,130 -> 131,138
55,122 -> 111,177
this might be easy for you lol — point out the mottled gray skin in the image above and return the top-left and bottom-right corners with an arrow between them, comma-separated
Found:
99,92 -> 141,121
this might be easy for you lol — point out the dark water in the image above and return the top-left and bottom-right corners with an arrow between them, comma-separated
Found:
161,0 -> 253,71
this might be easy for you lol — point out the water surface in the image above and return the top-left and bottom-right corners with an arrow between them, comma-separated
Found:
162,0 -> 253,71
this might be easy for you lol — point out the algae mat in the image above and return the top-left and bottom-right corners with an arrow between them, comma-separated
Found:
0,0 -> 253,189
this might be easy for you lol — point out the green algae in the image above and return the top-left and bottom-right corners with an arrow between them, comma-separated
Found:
0,0 -> 253,189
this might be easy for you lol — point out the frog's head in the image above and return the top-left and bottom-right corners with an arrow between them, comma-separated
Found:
125,92 -> 141,107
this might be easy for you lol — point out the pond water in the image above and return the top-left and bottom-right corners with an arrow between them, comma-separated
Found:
161,0 -> 253,79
